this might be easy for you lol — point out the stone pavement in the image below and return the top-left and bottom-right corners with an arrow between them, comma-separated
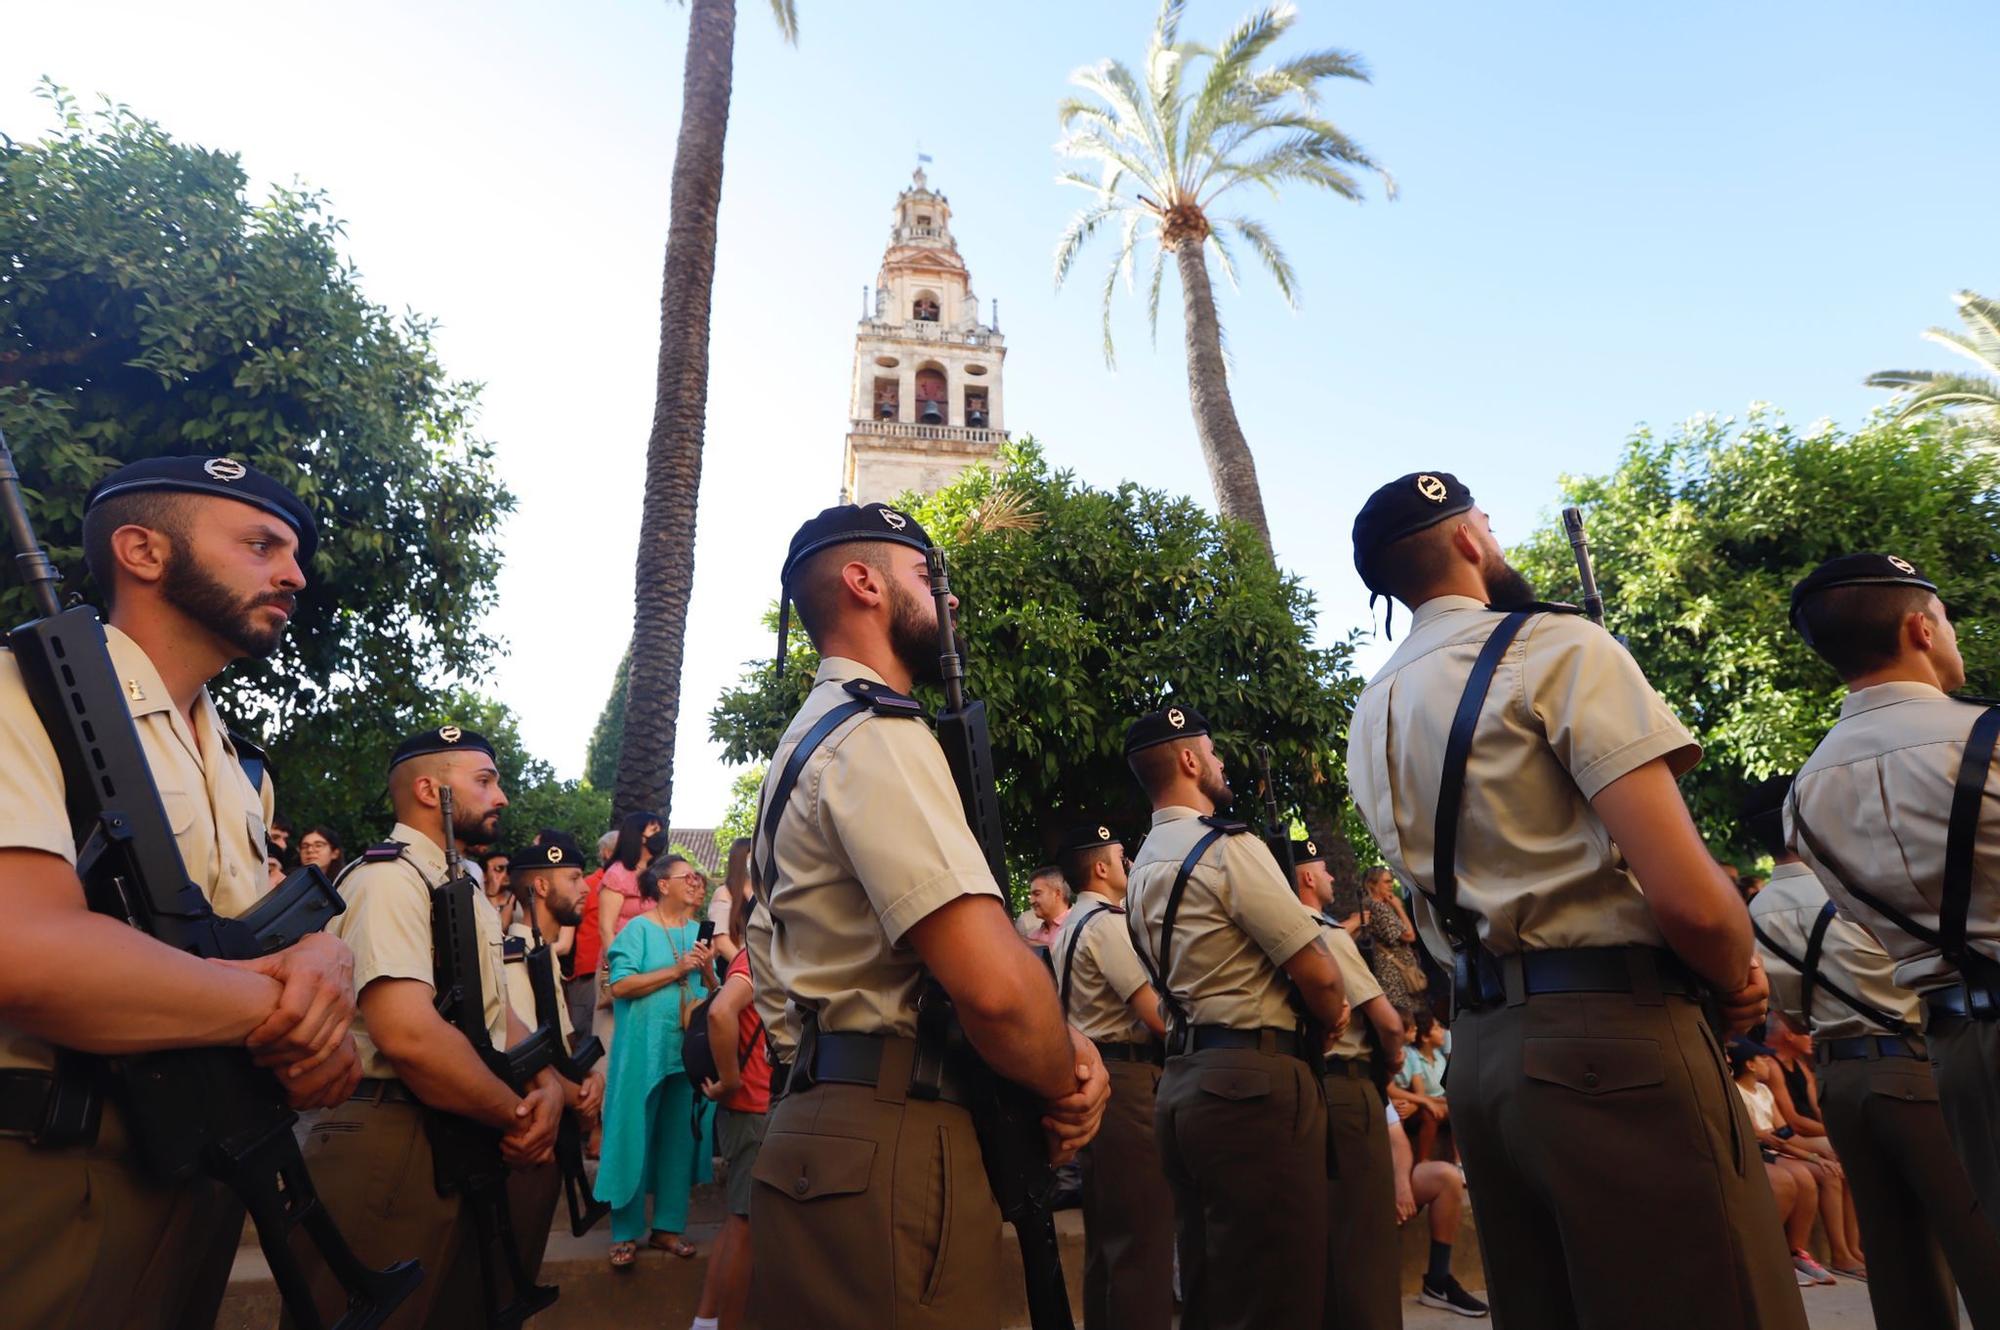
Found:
1392,1278 -> 1875,1330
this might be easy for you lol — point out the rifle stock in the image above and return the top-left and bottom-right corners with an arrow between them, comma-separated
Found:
524,929 -> 611,1236
0,430 -> 420,1330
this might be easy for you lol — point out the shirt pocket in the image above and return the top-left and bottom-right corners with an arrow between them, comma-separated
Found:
157,786 -> 196,836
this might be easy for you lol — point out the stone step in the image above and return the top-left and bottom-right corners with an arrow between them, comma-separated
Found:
220,1174 -> 1482,1329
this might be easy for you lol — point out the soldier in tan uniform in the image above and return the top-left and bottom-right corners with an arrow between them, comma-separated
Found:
1050,822 -> 1173,1330
1124,704 -> 1350,1330
1345,471 -> 1803,1330
0,456 -> 361,1330
1743,772 -> 2000,1330
290,726 -> 565,1330
1785,553 -> 2000,1234
748,503 -> 1109,1330
1289,838 -> 1432,1327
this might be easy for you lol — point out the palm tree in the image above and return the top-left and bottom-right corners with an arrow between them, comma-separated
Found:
616,0 -> 798,822
1866,290 -> 2000,448
1054,0 -> 1392,553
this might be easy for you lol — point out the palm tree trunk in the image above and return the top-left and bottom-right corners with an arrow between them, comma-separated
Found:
1174,240 -> 1273,554
615,0 -> 738,821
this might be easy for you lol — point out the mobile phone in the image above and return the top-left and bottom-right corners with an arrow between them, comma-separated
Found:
697,920 -> 716,945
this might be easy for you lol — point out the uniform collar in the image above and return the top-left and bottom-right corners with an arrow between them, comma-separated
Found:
1149,804 -> 1204,828
1841,679 -> 1949,718
813,655 -> 889,689
106,623 -> 234,767
389,820 -> 450,877
1765,860 -> 1817,885
1409,594 -> 1489,630
1075,889 -> 1123,911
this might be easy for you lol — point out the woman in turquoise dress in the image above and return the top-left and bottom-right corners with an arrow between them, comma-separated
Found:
595,856 -> 716,1267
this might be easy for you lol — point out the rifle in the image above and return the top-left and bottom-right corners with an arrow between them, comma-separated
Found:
1254,744 -> 1295,883
1561,506 -> 1607,628
426,785 -> 563,1328
522,928 -> 611,1237
923,546 -> 1075,1330
0,430 -> 421,1330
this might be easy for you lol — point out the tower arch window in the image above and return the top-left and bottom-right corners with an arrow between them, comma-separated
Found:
965,386 -> 989,429
912,290 -> 940,323
915,367 -> 947,425
873,377 -> 900,421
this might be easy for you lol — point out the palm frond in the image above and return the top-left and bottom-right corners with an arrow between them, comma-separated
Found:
1146,244 -> 1168,347
1068,60 -> 1170,183
959,486 -> 1044,540
1052,199 -> 1126,289
1263,49 -> 1372,100
1207,225 -> 1242,292
1097,207 -> 1151,368
1185,4 -> 1297,169
1056,98 -> 1123,138
1155,0 -> 1189,49
1222,215 -> 1299,309
1876,370 -> 2000,419
1920,327 -> 2000,375
1953,290 -> 2000,363
1864,370 -> 1937,390
1053,126 -> 1161,194
767,0 -> 799,43
1097,250 -> 1125,369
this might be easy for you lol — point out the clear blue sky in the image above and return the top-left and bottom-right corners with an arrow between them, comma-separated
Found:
6,1 -> 1995,824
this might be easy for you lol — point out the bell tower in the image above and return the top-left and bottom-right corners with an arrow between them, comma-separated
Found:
841,167 -> 1008,504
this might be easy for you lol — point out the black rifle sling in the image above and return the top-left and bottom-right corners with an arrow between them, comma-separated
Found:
1430,610 -> 1534,953
1750,905 -> 1910,1035
1788,788 -> 1939,948
1149,826 -> 1232,1022
1058,904 -> 1118,1019
1941,705 -> 2000,969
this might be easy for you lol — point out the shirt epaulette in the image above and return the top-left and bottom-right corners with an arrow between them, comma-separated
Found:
1199,815 -> 1252,834
503,935 -> 528,962
842,677 -> 925,717
361,841 -> 405,863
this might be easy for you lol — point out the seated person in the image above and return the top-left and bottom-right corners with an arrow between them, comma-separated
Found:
1729,1043 -> 1855,1284
1389,1008 -> 1452,1161
1388,1100 -> 1487,1318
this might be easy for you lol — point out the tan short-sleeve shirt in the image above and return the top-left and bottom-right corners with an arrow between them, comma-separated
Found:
1347,596 -> 1700,962
756,657 -> 1003,1038
1126,807 -> 1322,1030
334,823 -> 510,1080
0,625 -> 275,1073
1789,682 -> 2000,995
503,918 -> 575,1046
1748,861 -> 1919,1041
1052,890 -> 1154,1044
1318,916 -> 1384,1060
744,896 -> 796,1062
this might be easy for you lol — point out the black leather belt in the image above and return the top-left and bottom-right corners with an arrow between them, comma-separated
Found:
1322,1056 -> 1371,1080
1511,947 -> 1703,1000
348,1078 -> 421,1106
789,1032 -> 975,1107
1925,980 -> 2000,1023
1818,1035 -> 1924,1063
1092,1040 -> 1163,1066
0,1070 -> 55,1136
1167,1025 -> 1306,1060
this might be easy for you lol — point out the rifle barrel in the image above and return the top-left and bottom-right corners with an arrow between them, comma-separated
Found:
928,548 -> 967,714
1561,506 -> 1607,628
0,429 -> 65,620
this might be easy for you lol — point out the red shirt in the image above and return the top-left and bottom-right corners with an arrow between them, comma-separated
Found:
720,950 -> 771,1114
572,869 -> 605,974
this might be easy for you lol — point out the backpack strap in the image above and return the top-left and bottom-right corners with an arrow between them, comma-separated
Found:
1751,904 -> 1913,1036
754,679 -> 926,901
1430,610 -> 1535,958
1058,903 -> 1121,1019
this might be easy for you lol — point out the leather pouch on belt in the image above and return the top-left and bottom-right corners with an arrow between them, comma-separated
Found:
1194,1069 -> 1271,1101
1523,1038 -> 1664,1096
1867,1062 -> 1938,1103
752,1131 -> 876,1202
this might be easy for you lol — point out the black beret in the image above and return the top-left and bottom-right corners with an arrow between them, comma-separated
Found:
1125,704 -> 1211,757
517,832 -> 587,873
1738,773 -> 1793,822
389,723 -> 498,772
1351,471 -> 1476,594
87,455 -> 318,566
1058,823 -> 1121,855
1291,836 -> 1327,866
781,502 -> 932,586
1789,552 -> 1939,638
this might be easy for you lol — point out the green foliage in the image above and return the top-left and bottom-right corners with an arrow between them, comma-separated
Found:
1510,409 -> 2000,862
1053,0 -> 1392,364
276,688 -> 611,854
716,763 -> 766,850
710,439 -> 1363,872
0,88 -> 513,742
585,644 -> 631,791
1866,290 -> 2000,447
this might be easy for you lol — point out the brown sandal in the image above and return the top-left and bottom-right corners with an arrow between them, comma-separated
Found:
647,1232 -> 696,1258
608,1241 -> 637,1269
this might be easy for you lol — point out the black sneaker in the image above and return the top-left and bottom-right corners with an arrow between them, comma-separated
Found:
1418,1275 -> 1490,1318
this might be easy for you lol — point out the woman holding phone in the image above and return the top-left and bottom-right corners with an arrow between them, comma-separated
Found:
596,854 -> 716,1268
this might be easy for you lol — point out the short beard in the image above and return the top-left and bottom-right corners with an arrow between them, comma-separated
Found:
548,893 -> 584,927
454,806 -> 501,846
159,543 -> 290,658
1198,763 -> 1234,811
1481,553 -> 1538,611
888,578 -> 943,686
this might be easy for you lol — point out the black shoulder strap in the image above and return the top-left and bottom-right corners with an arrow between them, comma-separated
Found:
1751,903 -> 1911,1035
1789,787 -> 1941,948
754,680 -> 926,900
1058,903 -> 1119,1018
1151,825 -> 1233,1021
1429,609 -> 1533,952
1941,705 -> 2000,969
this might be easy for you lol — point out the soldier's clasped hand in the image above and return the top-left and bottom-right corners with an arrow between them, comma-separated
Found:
216,931 -> 358,1074
1715,954 -> 1771,1035
1039,1028 -> 1111,1165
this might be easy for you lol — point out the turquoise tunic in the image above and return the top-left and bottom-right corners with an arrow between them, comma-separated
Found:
594,914 -> 715,1213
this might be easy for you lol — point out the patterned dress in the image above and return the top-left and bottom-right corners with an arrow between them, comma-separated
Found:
1366,896 -> 1427,1013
